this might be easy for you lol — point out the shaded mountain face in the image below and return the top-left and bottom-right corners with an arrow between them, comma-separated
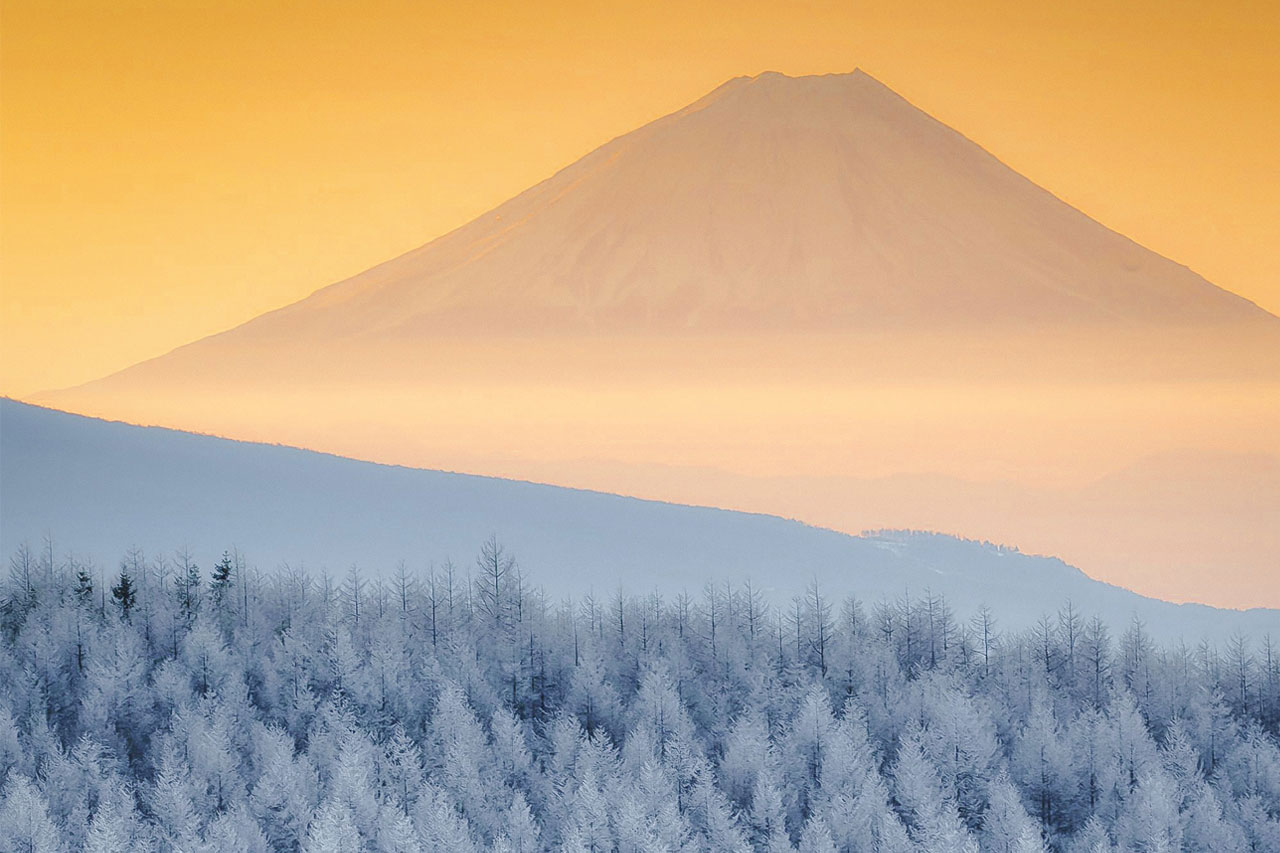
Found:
35,71 -> 1280,608
190,70 -> 1269,343
4,400 -> 1276,643
498,450 -> 1280,611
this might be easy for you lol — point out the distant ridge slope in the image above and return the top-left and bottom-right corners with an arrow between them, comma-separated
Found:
3,399 -> 1275,643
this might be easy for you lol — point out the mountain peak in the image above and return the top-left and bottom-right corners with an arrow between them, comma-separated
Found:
691,67 -> 903,113
725,68 -> 877,86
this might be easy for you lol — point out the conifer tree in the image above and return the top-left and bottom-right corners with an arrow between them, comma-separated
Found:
110,569 -> 135,619
0,775 -> 63,853
749,772 -> 793,852
175,550 -> 201,624
74,564 -> 94,609
210,551 -> 234,606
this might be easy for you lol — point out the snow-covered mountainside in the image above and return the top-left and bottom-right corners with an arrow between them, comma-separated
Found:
2,399 -> 1273,642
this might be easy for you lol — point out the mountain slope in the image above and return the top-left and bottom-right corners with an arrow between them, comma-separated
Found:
3,399 -> 1275,643
76,71 -> 1277,356
275,70 -> 1268,332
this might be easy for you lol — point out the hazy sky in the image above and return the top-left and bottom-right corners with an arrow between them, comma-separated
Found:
2,0 -> 1277,395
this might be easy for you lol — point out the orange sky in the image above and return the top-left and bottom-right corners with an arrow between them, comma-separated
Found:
2,0 -> 1278,396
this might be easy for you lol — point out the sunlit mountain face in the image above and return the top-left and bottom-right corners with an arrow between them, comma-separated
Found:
40,71 -> 1280,609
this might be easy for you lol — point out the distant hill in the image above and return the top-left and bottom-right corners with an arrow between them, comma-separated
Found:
3,399 -> 1275,643
495,450 -> 1280,611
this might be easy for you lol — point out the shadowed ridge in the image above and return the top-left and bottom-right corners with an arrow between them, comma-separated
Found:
4,397 -> 1277,641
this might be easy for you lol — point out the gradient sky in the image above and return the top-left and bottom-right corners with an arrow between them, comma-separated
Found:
3,0 -> 1278,395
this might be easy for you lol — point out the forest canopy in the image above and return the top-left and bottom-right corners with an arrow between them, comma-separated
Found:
2,537 -> 1278,852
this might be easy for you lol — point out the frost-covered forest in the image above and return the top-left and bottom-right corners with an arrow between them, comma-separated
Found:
2,538 -> 1279,852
